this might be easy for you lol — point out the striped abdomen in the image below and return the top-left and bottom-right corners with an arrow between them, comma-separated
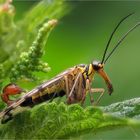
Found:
20,79 -> 65,107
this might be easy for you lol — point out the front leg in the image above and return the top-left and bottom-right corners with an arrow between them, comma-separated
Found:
89,88 -> 105,105
86,79 -> 94,104
86,78 -> 105,105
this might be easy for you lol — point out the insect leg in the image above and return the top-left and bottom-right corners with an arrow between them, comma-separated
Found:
89,88 -> 105,105
67,72 -> 82,104
80,89 -> 86,106
48,92 -> 57,103
86,79 -> 94,104
48,92 -> 62,103
64,76 -> 69,98
68,73 -> 82,98
79,76 -> 86,106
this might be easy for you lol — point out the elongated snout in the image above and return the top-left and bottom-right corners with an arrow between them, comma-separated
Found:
97,69 -> 113,95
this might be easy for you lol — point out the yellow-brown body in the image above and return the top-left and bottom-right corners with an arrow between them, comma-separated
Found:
21,64 -> 96,106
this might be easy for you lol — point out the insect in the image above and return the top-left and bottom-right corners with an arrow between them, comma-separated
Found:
0,13 -> 140,123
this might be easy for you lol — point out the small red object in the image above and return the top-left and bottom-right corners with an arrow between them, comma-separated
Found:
1,83 -> 23,106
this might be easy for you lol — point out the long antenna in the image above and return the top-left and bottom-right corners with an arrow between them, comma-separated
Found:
104,22 -> 140,63
101,13 -> 134,64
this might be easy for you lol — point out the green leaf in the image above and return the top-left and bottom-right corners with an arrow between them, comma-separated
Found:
0,98 -> 140,139
102,97 -> 140,119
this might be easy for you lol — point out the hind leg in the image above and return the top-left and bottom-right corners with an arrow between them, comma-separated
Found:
66,73 -> 83,104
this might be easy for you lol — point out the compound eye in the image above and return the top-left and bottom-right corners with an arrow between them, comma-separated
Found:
92,60 -> 103,71
93,64 -> 100,71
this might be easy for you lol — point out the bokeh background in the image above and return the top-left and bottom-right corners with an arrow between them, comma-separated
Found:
13,1 -> 140,139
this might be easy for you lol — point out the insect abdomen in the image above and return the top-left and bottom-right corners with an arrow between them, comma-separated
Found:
20,79 -> 65,107
20,90 -> 65,107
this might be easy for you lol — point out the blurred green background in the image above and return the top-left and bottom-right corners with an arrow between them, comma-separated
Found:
12,1 -> 140,139
13,0 -> 140,105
